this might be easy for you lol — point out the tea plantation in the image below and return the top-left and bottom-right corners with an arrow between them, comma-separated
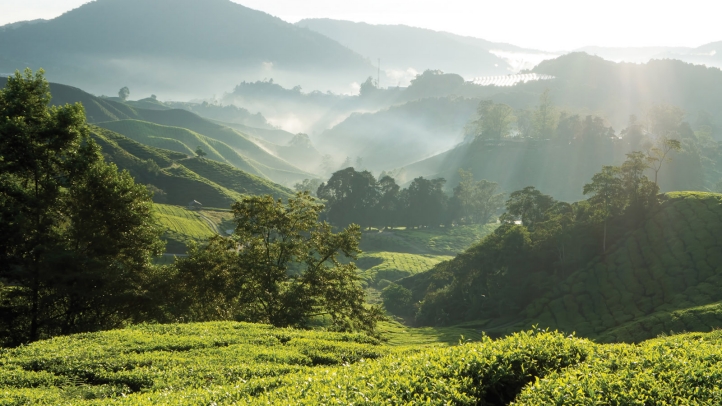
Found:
515,192 -> 722,342
4,322 -> 722,404
152,204 -> 216,253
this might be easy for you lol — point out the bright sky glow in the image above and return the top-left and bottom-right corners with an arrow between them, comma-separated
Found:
0,0 -> 719,52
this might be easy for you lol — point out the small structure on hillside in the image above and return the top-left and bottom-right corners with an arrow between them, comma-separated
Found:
188,200 -> 203,210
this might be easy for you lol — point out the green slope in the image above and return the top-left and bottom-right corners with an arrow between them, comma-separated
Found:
96,120 -> 265,177
513,192 -> 722,342
132,109 -> 311,180
90,127 -> 292,208
0,78 -> 314,185
178,157 -> 292,198
153,204 -> 217,253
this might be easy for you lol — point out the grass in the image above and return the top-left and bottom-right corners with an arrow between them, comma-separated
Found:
96,120 -> 264,177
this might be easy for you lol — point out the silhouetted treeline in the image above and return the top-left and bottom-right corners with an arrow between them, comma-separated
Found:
316,167 -> 504,229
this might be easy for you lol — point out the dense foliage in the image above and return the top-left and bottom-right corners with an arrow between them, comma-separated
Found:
318,167 -> 503,230
167,193 -> 383,334
0,70 -> 165,346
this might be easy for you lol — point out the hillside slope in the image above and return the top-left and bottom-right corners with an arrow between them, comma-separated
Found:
515,192 -> 722,342
318,97 -> 479,171
90,127 -> 292,207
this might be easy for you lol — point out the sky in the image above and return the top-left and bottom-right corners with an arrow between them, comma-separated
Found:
0,0 -> 719,52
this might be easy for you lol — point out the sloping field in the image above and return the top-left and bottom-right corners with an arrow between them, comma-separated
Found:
153,204 -> 216,253
357,252 -> 453,287
515,192 -> 722,342
5,322 -> 722,404
359,223 -> 497,255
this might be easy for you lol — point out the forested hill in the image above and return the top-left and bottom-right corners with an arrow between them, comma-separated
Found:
0,0 -> 374,95
531,53 -> 722,129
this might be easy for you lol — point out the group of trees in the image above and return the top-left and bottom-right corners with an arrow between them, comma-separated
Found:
315,167 -> 504,229
0,70 -> 164,345
0,70 -> 381,346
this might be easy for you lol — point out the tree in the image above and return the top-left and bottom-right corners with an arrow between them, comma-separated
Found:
359,76 -> 377,97
183,193 -> 382,333
381,283 -> 412,315
450,170 -> 504,225
646,137 -> 682,185
317,168 -> 379,228
583,166 -> 624,253
118,86 -> 130,101
195,146 -> 207,158
470,100 -> 516,140
620,151 -> 659,212
293,178 -> 322,197
0,69 -> 164,345
533,89 -> 557,139
500,186 -> 556,230
404,177 -> 448,228
376,175 -> 401,229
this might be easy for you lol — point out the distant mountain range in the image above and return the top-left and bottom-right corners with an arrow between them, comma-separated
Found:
0,0 -> 375,97
576,44 -> 722,68
295,19 -> 544,83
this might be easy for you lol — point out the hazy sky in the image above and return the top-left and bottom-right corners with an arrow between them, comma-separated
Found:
1,0 -> 719,51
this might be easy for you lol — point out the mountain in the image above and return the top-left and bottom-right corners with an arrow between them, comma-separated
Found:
0,0 -> 375,97
296,19 -> 546,83
316,97 -> 479,171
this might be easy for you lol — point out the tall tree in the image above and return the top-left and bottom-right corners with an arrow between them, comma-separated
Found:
118,86 -> 130,101
583,166 -> 624,253
500,186 -> 556,230
317,168 -> 379,228
470,100 -> 516,140
533,89 -> 557,139
0,69 -> 163,345
404,177 -> 448,228
646,137 -> 682,185
450,170 -> 504,225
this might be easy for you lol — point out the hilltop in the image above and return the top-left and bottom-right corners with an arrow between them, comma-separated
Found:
0,0 -> 374,96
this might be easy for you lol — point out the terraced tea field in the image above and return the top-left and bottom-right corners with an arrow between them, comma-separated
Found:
516,192 -> 722,342
357,252 -> 453,288
153,204 -> 216,253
